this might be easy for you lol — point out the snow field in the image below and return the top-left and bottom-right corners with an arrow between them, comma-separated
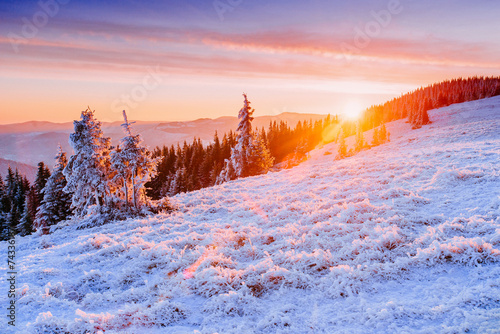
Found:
1,97 -> 500,333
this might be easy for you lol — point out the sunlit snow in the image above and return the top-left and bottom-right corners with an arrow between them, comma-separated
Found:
2,97 -> 499,333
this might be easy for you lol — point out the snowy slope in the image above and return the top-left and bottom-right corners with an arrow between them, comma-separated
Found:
1,97 -> 500,333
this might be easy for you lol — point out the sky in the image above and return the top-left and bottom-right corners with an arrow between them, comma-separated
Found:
0,0 -> 499,124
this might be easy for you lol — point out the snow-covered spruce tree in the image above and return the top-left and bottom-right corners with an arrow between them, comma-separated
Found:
35,146 -> 73,233
111,110 -> 157,211
220,93 -> 254,181
217,93 -> 273,183
63,107 -> 112,217
169,167 -> 186,195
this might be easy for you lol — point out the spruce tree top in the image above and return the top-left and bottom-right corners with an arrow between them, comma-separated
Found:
70,107 -> 110,152
53,145 -> 68,171
237,93 -> 254,137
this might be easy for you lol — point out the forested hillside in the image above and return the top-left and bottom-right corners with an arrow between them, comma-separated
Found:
1,77 -> 499,240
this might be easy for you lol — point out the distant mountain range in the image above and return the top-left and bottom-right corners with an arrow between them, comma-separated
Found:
0,112 -> 326,176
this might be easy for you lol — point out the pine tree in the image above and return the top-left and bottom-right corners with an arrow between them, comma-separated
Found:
111,110 -> 157,211
34,162 -> 51,207
145,145 -> 176,200
251,129 -> 274,175
379,124 -> 388,143
233,93 -> 254,178
355,122 -> 365,152
17,187 -> 36,236
5,167 -> 15,211
169,167 -> 186,195
337,129 -> 347,158
218,160 -> 236,184
0,169 -> 34,239
8,171 -> 27,236
210,162 -> 222,185
437,92 -> 448,107
372,127 -> 380,146
1,168 -> 15,240
63,107 -> 112,217
408,102 -> 418,126
200,144 -> 214,188
0,177 -> 8,240
410,98 -> 432,128
35,146 -> 73,233
212,131 -> 222,163
0,177 -> 6,213
420,102 -> 431,126
218,93 -> 272,183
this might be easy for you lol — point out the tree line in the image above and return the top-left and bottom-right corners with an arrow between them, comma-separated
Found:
146,94 -> 340,199
361,76 -> 500,130
1,76 -> 498,239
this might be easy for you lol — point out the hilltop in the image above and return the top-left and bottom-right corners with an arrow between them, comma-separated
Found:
2,97 -> 499,333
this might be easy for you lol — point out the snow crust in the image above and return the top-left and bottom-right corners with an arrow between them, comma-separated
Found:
1,97 -> 499,333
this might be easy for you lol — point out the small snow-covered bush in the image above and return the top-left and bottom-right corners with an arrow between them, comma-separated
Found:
69,309 -> 116,333
273,249 -> 333,274
28,312 -> 70,334
43,282 -> 64,299
372,224 -> 406,251
203,287 -> 260,317
319,264 -> 369,298
415,237 -> 500,266
74,270 -> 111,296
90,234 -> 115,249
261,265 -> 307,290
148,300 -> 188,327
256,304 -> 297,333
145,197 -> 175,214
189,266 -> 242,297
81,291 -> 114,309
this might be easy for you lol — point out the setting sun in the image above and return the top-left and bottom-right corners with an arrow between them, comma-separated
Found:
343,101 -> 365,120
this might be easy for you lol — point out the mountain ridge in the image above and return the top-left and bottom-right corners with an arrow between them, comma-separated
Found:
0,157 -> 37,182
0,112 -> 328,167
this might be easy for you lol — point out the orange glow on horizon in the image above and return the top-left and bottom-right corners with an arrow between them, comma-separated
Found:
343,101 -> 365,120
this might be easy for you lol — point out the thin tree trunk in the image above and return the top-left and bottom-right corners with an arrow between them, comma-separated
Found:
124,177 -> 128,208
132,169 -> 136,209
95,190 -> 101,208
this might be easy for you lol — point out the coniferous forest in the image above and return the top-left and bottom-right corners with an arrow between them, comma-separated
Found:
0,76 -> 499,239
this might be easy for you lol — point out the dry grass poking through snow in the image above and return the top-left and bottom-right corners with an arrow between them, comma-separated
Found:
2,97 -> 500,333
